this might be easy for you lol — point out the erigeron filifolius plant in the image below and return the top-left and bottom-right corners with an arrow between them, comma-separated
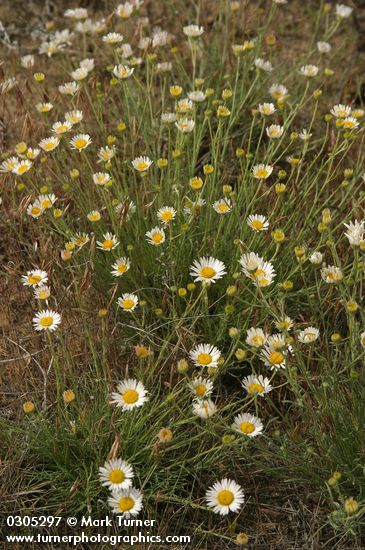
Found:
1,0 -> 365,545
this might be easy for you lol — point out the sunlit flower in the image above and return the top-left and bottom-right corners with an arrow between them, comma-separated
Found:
342,116 -> 359,130
99,458 -> 134,492
213,198 -> 232,215
111,257 -> 131,277
255,58 -> 273,72
52,121 -> 73,134
38,194 -> 56,209
98,145 -> 116,162
299,65 -> 319,77
266,124 -> 283,138
111,378 -> 148,410
12,159 -> 33,175
145,226 -> 166,245
317,41 -> 331,53
58,81 -> 80,95
246,327 -> 267,348
175,118 -> 195,133
32,310 -> 61,332
259,103 -> 276,116
247,214 -> 269,232
331,104 -> 351,118
39,136 -> 60,152
34,285 -> 51,301
344,220 -> 365,246
103,32 -> 124,44
269,83 -> 288,101
205,479 -> 244,515
65,110 -> 83,124
233,413 -> 263,437
183,25 -> 204,38
157,206 -> 176,224
117,293 -> 138,312
188,376 -> 214,399
96,232 -> 119,251
27,202 -> 44,218
108,487 -> 143,517
93,172 -> 111,186
252,164 -> 273,179
36,102 -> 53,113
242,374 -> 272,396
70,133 -> 92,151
113,65 -> 134,79
261,346 -> 286,370
192,399 -> 217,418
298,327 -> 320,343
189,343 -> 221,368
22,269 -> 48,287
132,156 -> 152,172
321,265 -> 343,283
71,67 -> 89,81
190,256 -> 226,284
335,4 -> 353,18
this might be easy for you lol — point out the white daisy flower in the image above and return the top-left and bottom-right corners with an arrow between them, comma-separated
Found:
111,257 -> 131,277
299,65 -> 319,77
266,124 -> 283,138
233,413 -> 263,437
65,110 -> 83,124
205,478 -> 244,515
12,160 -> 33,175
252,164 -> 273,179
189,343 -> 221,368
175,118 -> 195,133
96,232 -> 119,251
189,256 -> 226,284
192,399 -> 217,418
321,265 -> 343,283
259,103 -> 276,116
213,198 -> 232,215
183,24 -> 204,38
309,251 -> 323,264
145,227 -> 166,245
58,81 -> 80,95
70,133 -> 92,151
93,172 -> 111,186
22,269 -> 48,287
330,104 -> 351,118
113,65 -> 134,79
335,4 -> 353,18
108,487 -> 143,517
117,293 -> 138,312
157,206 -> 176,224
27,201 -> 44,218
39,136 -> 60,152
298,327 -> 320,343
188,376 -> 214,399
242,374 -> 272,396
247,214 -> 269,231
111,379 -> 148,410
246,327 -> 267,348
103,32 -> 124,44
260,346 -> 286,370
269,83 -> 288,101
32,310 -> 61,332
132,156 -> 152,172
98,458 -> 134,492
33,285 -> 51,301
254,58 -> 273,72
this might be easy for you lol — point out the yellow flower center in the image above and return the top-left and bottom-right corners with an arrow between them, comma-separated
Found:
200,266 -> 216,279
18,165 -> 29,174
269,351 -> 284,365
117,264 -> 127,273
195,384 -> 207,397
122,389 -> 139,404
137,162 -> 148,171
102,239 -> 114,250
108,469 -> 125,484
40,316 -> 53,327
251,220 -> 264,230
42,200 -> 52,208
256,169 -> 268,178
31,207 -> 41,216
45,142 -> 55,151
248,383 -> 264,394
38,290 -> 48,300
218,203 -> 229,212
252,335 -> 264,346
257,277 -> 270,287
118,496 -> 135,512
152,233 -> 163,243
75,138 -> 87,149
240,421 -> 255,434
197,353 -> 212,366
89,213 -> 100,221
217,489 -> 234,506
161,211 -> 173,221
28,275 -> 42,285
57,125 -> 68,133
122,299 -> 135,309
